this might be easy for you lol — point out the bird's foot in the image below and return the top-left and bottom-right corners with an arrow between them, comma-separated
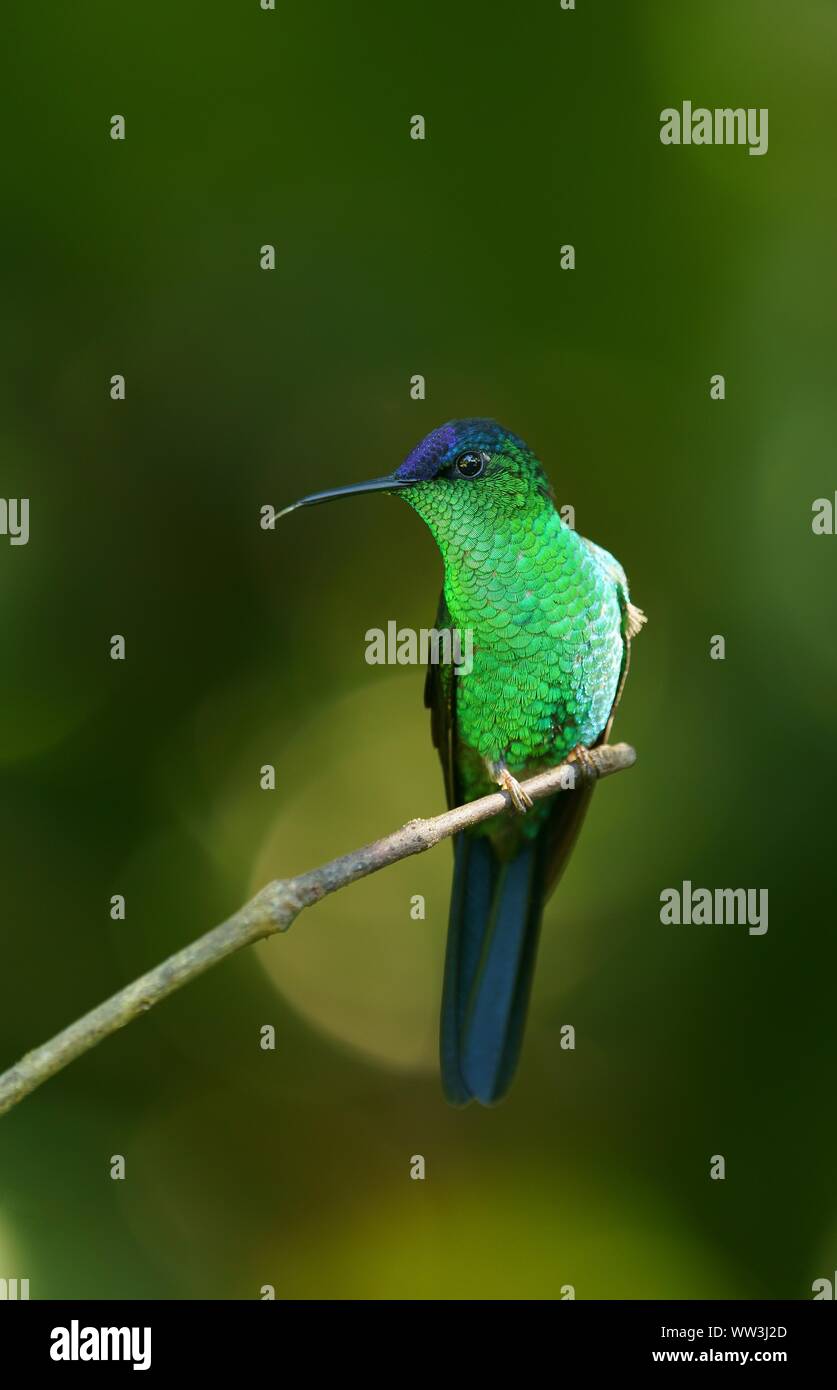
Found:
567,743 -> 598,782
494,766 -> 534,814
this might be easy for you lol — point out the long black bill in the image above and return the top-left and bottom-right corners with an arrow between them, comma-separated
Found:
277,474 -> 414,520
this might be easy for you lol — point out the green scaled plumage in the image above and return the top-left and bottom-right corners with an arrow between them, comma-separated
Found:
280,418 -> 645,1107
411,440 -> 630,828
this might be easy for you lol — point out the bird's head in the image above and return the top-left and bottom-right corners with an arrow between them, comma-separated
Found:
278,419 -> 555,545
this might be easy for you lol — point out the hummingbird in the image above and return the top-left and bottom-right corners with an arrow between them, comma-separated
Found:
280,420 -> 645,1105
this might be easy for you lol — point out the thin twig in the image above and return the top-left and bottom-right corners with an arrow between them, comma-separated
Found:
0,742 -> 635,1117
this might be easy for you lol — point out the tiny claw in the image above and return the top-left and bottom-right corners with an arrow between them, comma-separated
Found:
567,744 -> 598,781
497,767 -> 534,814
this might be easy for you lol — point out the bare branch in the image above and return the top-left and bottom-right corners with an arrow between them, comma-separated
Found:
0,742 -> 635,1117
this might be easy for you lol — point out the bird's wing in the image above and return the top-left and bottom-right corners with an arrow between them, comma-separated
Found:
539,773 -> 596,901
423,590 -> 459,808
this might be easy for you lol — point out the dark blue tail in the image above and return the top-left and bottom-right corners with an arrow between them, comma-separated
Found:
440,832 -> 546,1105
440,785 -> 594,1106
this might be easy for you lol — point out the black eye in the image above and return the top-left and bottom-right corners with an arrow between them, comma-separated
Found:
454,450 -> 487,478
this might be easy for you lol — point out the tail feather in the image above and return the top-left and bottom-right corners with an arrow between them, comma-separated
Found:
460,844 -> 541,1103
440,835 -> 497,1104
440,789 -> 594,1106
441,832 -> 544,1105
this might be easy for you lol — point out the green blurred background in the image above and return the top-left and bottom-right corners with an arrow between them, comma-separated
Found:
1,0 -> 836,1299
